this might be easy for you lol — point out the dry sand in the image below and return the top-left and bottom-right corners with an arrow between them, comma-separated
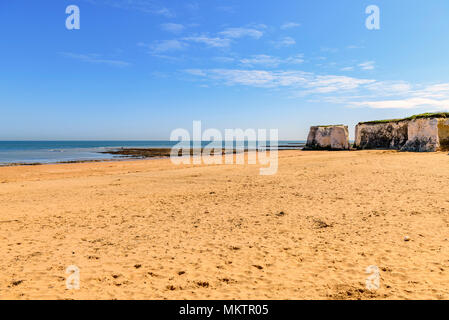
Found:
1,150 -> 449,300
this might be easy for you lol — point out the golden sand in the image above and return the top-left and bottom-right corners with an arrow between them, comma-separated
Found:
1,150 -> 449,299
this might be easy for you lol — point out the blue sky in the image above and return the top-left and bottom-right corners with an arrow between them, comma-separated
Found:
1,0 -> 449,140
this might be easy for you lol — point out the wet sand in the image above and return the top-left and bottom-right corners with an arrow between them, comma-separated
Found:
1,150 -> 449,299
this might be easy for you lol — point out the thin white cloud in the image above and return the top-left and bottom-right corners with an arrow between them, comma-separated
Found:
148,25 -> 265,56
240,55 -> 282,67
184,69 -> 207,76
347,45 -> 365,49
218,27 -> 264,39
84,0 -> 175,17
351,98 -> 449,110
280,22 -> 301,29
285,54 -> 305,64
340,61 -> 376,72
239,54 -> 304,67
320,47 -> 338,53
138,40 -> 187,53
184,66 -> 449,111
351,82 -> 449,110
186,2 -> 199,11
60,52 -> 130,67
358,61 -> 375,70
182,35 -> 231,48
213,56 -> 235,63
412,83 -> 449,98
216,6 -> 236,13
160,23 -> 185,34
308,75 -> 373,91
184,68 -> 374,92
250,23 -> 268,30
364,81 -> 411,95
272,36 -> 296,48
154,7 -> 175,17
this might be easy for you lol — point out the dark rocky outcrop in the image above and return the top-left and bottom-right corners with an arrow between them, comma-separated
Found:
354,121 -> 408,150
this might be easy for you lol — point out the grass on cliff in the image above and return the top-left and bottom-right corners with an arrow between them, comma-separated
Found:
313,124 -> 345,127
359,112 -> 449,125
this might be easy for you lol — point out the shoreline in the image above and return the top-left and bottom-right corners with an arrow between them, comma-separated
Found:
0,145 -> 305,167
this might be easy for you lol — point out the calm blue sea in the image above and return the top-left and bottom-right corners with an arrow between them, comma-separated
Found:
0,141 -> 305,165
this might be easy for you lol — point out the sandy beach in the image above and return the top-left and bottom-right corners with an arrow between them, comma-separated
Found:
1,150 -> 449,300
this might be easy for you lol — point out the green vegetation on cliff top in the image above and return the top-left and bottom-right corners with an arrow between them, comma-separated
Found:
313,124 -> 345,127
359,112 -> 449,125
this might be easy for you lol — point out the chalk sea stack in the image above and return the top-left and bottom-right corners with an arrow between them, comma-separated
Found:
354,113 -> 449,152
305,125 -> 350,150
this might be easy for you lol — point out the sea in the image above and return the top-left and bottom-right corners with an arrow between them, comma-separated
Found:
0,141 -> 305,165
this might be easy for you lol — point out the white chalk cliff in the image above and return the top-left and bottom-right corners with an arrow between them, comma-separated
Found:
354,116 -> 449,152
306,125 -> 350,150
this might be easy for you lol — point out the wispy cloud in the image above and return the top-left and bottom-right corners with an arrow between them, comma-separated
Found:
84,0 -> 175,17
351,97 -> 449,110
320,47 -> 338,53
184,26 -> 266,48
347,44 -> 365,49
363,81 -> 411,95
216,6 -> 236,13
184,66 -> 449,111
240,55 -> 282,67
154,7 -> 175,17
218,27 -> 264,39
186,2 -> 199,12
138,40 -> 187,54
280,22 -> 301,30
60,52 -> 130,67
184,68 -> 374,92
182,35 -> 231,48
213,56 -> 235,63
144,24 -> 266,57
358,61 -> 375,70
272,36 -> 296,48
414,83 -> 449,98
351,82 -> 449,110
160,23 -> 185,34
239,54 -> 304,67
